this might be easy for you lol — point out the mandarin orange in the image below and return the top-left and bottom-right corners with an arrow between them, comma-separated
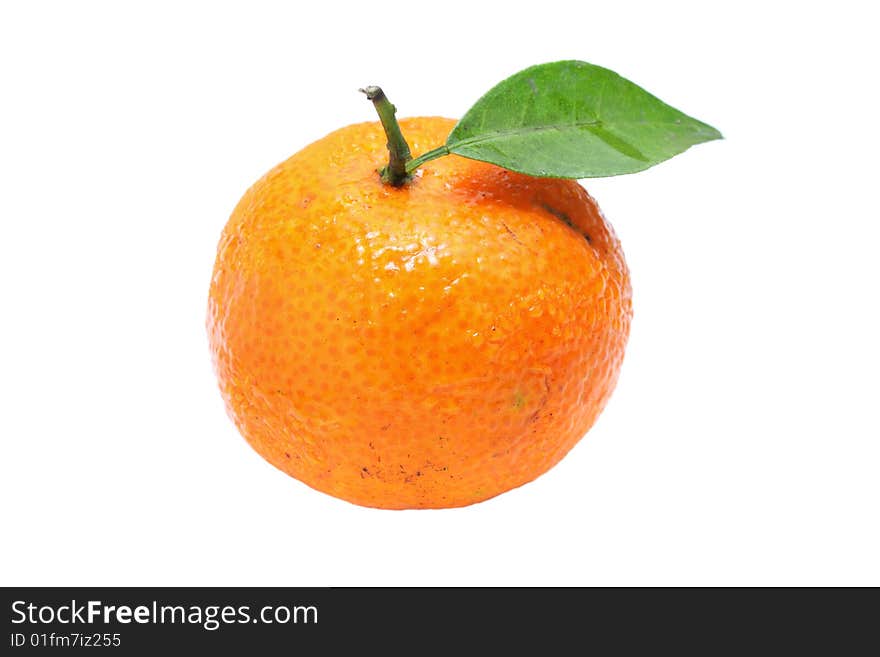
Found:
207,117 -> 631,509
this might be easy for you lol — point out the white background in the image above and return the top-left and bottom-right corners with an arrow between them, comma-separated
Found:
2,1 -> 878,586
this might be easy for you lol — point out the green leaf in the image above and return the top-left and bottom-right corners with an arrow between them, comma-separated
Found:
444,60 -> 722,178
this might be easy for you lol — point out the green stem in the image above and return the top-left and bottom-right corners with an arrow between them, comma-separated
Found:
404,145 -> 451,174
360,86 -> 412,186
